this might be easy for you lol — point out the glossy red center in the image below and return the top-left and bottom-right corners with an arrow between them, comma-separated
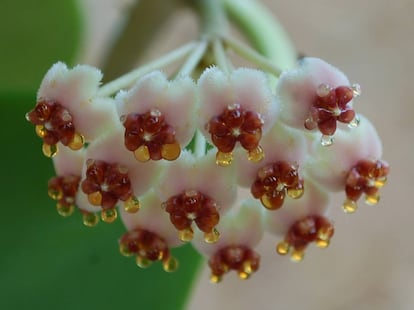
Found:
207,104 -> 263,153
306,85 -> 356,136
81,159 -> 132,209
122,109 -> 177,160
251,161 -> 304,210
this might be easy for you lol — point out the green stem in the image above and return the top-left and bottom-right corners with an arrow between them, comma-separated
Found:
187,0 -> 229,36
222,34 -> 282,77
98,41 -> 197,96
177,39 -> 208,77
223,0 -> 297,71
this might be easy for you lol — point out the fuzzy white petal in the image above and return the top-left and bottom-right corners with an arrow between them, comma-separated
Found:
156,150 -> 237,211
236,123 -> 307,187
120,190 -> 183,247
277,57 -> 351,129
305,115 -> 382,191
192,199 -> 264,257
264,180 -> 330,235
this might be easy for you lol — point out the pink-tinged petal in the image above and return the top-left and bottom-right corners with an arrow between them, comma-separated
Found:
37,62 -> 102,107
116,71 -> 197,158
277,57 -> 351,130
236,123 -> 307,187
231,68 -> 279,133
83,125 -> 162,197
70,96 -> 119,142
305,115 -> 382,191
156,150 -> 237,210
160,75 -> 197,146
120,190 -> 183,247
192,199 -> 264,257
52,143 -> 85,176
35,62 -> 119,142
115,71 -> 167,116
264,180 -> 330,235
198,66 -> 233,136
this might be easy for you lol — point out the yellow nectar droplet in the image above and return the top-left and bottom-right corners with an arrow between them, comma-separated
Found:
276,241 -> 290,255
342,199 -> 358,213
68,133 -> 84,150
247,146 -> 264,163
56,203 -> 75,217
82,212 -> 99,227
215,151 -> 233,167
163,257 -> 179,272
124,196 -> 140,213
178,227 -> 194,242
157,251 -> 165,261
101,208 -> 118,223
238,271 -> 250,280
119,243 -> 133,257
88,191 -> 102,206
260,193 -> 282,210
134,145 -> 150,162
136,256 -> 152,269
374,177 -> 387,188
210,274 -> 222,284
48,188 -> 63,200
161,142 -> 181,161
290,249 -> 304,262
35,125 -> 46,138
42,143 -> 58,157
242,261 -> 253,274
365,193 -> 380,206
204,228 -> 220,244
287,187 -> 304,199
316,238 -> 330,248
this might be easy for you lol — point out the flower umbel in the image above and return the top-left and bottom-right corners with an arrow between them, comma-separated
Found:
26,0 -> 390,284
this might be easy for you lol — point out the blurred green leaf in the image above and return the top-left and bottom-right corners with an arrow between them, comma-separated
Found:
0,91 -> 202,310
0,0 -> 82,95
0,1 -> 203,309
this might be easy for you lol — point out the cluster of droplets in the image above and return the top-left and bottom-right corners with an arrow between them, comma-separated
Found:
119,228 -> 178,272
122,109 -> 181,161
25,54 -> 390,283
208,246 -> 260,283
162,190 -> 220,243
305,84 -> 361,146
251,161 -> 304,210
207,103 -> 264,166
26,101 -> 84,157
276,215 -> 334,262
80,159 -> 140,223
48,175 -> 80,217
343,159 -> 389,213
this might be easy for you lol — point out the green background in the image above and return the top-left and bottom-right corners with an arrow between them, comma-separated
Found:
0,1 -> 201,309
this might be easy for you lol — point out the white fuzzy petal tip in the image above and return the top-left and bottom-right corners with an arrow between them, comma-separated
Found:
35,62 -> 119,142
277,57 -> 351,130
116,71 -> 197,147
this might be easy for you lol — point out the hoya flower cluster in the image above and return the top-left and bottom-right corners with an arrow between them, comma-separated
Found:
26,42 -> 389,283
